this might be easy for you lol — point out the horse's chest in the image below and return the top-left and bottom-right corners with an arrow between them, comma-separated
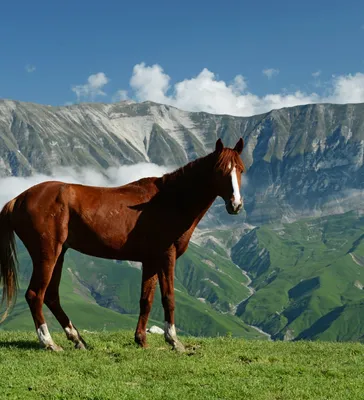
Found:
175,232 -> 193,258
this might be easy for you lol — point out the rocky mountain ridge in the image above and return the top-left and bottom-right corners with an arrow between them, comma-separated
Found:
1,99 -> 364,225
2,99 -> 364,341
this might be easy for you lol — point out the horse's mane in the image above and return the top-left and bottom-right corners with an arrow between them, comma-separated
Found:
159,148 -> 245,189
160,154 -> 212,187
215,149 -> 246,175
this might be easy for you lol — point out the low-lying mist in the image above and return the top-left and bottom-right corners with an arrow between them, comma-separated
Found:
0,163 -> 172,209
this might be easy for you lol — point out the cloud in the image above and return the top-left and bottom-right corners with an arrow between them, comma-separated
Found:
120,63 -> 364,117
25,64 -> 36,73
262,68 -> 279,79
112,89 -> 129,102
69,65 -> 364,117
130,63 -> 170,103
72,72 -> 109,101
0,163 -> 171,209
127,63 -> 318,116
312,70 -> 321,78
328,73 -> 364,103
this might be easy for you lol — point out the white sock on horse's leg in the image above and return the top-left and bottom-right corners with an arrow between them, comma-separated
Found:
164,321 -> 185,352
64,321 -> 86,349
37,323 -> 63,351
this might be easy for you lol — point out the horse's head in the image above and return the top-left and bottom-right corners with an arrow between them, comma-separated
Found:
213,138 -> 246,215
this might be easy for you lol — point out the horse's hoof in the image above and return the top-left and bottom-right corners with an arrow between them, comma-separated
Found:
75,342 -> 87,350
45,344 -> 64,352
173,341 -> 186,353
135,332 -> 147,348
136,341 -> 148,349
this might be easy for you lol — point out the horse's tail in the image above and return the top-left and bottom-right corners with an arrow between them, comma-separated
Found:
0,199 -> 18,323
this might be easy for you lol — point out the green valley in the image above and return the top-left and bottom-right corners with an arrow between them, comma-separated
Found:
0,237 -> 262,340
232,210 -> 364,341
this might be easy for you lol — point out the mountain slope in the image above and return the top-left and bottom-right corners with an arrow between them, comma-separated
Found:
3,99 -> 364,341
0,238 -> 263,340
231,211 -> 364,341
2,100 -> 364,225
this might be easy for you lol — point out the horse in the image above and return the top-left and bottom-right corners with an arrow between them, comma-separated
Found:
0,138 -> 245,352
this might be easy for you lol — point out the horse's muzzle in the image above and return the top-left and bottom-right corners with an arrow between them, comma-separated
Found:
225,200 -> 243,215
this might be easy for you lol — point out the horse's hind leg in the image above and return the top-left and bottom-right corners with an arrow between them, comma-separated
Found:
25,244 -> 64,351
44,247 -> 87,350
134,265 -> 158,348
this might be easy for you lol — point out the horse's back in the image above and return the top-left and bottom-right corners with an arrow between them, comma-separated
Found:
14,178 -> 159,213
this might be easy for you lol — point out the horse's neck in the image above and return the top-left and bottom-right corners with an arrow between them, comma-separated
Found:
160,155 -> 218,223
162,154 -> 215,190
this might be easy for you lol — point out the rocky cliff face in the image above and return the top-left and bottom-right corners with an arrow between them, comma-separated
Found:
1,99 -> 364,225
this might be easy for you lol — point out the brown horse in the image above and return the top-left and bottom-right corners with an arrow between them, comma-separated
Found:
0,138 -> 245,352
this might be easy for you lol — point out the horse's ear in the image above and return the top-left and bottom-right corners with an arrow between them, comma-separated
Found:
234,138 -> 244,154
215,138 -> 224,153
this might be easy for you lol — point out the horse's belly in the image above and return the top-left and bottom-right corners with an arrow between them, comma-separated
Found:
66,236 -> 129,260
66,206 -> 194,262
66,211 -> 139,260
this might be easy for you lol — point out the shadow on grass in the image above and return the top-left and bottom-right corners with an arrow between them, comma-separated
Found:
0,340 -> 40,350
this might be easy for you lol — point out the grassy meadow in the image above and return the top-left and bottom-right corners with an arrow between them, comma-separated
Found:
0,331 -> 364,399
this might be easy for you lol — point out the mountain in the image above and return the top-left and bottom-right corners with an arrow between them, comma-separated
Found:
232,210 -> 364,341
2,99 -> 364,226
2,99 -> 364,341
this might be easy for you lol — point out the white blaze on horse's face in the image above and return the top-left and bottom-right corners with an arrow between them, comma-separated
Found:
225,162 -> 242,215
231,166 -> 242,210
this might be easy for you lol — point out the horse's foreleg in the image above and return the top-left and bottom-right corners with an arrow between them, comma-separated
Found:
44,249 -> 87,350
134,266 -> 158,348
158,250 -> 185,352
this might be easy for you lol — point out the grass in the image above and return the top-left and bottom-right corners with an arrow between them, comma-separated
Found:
232,211 -> 364,341
1,331 -> 364,399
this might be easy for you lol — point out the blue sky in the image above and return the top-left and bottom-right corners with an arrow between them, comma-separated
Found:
1,0 -> 364,116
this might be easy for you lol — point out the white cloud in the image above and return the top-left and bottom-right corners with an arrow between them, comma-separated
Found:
68,65 -> 364,117
25,64 -> 36,73
262,68 -> 279,79
0,163 -> 171,209
127,63 -> 319,116
328,73 -> 364,103
72,72 -> 109,101
112,89 -> 129,102
120,63 -> 364,117
231,75 -> 248,93
130,63 -> 170,103
312,70 -> 321,78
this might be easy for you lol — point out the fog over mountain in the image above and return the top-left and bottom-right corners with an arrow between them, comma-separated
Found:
1,99 -> 364,226
2,98 -> 364,341
0,163 -> 171,209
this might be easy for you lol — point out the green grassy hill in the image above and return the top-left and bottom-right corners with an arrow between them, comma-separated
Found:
5,210 -> 364,343
1,238 -> 261,340
232,211 -> 364,341
1,331 -> 364,399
